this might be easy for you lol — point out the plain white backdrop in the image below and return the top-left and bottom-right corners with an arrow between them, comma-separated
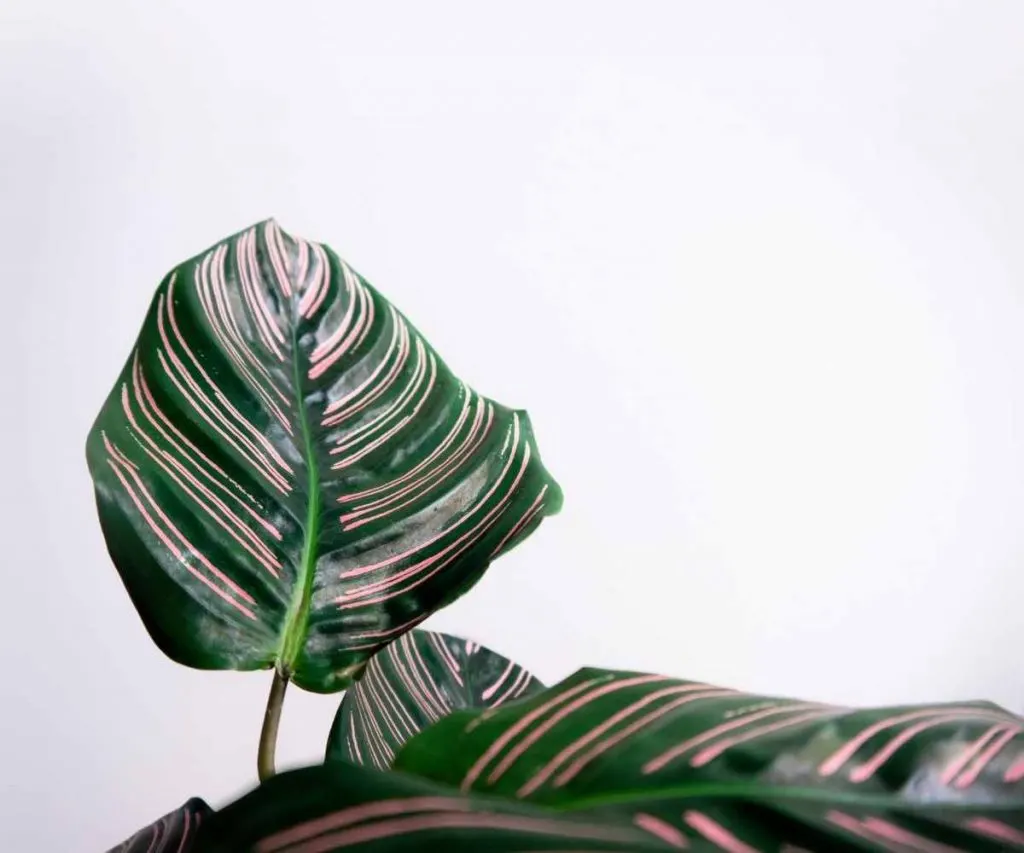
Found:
4,1 -> 1024,848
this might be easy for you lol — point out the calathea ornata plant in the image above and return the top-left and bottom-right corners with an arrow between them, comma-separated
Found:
91,223 -> 1024,852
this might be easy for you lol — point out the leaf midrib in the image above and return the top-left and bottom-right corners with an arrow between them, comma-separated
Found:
276,317 -> 320,675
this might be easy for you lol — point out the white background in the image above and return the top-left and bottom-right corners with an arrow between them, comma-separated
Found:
4,1 -> 1024,849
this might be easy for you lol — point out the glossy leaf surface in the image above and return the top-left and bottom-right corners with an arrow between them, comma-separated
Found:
195,758 -> 1024,851
195,763 -> 669,852
325,629 -> 544,768
107,798 -> 211,853
86,221 -> 561,692
392,667 -> 1024,850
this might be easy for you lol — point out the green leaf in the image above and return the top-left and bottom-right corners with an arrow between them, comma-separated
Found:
107,798 -> 211,853
390,667 -> 1024,849
86,221 -> 561,692
194,763 -> 671,852
326,629 -> 544,768
193,760 -> 1024,852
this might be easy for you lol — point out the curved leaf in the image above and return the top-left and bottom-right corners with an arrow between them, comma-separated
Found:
107,798 -> 211,853
86,221 -> 561,692
195,764 -> 669,852
326,629 -> 544,768
391,667 -> 1024,849
194,761 -> 1024,852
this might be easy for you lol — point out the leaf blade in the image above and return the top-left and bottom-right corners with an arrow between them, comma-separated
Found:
87,221 -> 561,692
326,630 -> 544,768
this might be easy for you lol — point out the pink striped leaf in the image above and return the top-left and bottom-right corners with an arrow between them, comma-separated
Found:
86,221 -> 561,692
384,667 -> 1024,850
194,758 -> 1024,851
107,798 -> 211,853
325,630 -> 544,768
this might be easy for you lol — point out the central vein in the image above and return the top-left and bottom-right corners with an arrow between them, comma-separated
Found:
277,321 -> 321,675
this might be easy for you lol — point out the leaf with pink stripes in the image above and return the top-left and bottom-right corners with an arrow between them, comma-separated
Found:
386,667 -> 1024,850
107,798 -> 211,853
86,221 -> 561,692
325,630 -> 544,769
194,758 -> 1024,852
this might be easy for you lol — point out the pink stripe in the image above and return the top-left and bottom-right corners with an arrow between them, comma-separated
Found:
519,683 -> 719,797
202,247 -> 292,425
238,230 -> 286,356
265,221 -> 293,298
683,811 -> 759,853
340,401 -> 490,530
644,703 -> 826,774
339,392 -> 475,502
339,416 -> 523,581
490,487 -> 547,556
264,812 -> 642,853
366,661 -> 419,735
849,714 -> 981,783
105,450 -> 256,619
1004,754 -> 1024,782
954,726 -> 1020,788
488,675 -> 669,787
134,358 -> 282,540
297,241 -> 320,316
634,814 -> 688,848
309,272 -> 374,379
493,668 -> 532,707
121,385 -> 282,576
401,632 -> 449,719
431,633 -> 461,676
337,444 -> 531,610
210,246 -> 290,406
156,347 -> 289,496
329,360 -> 436,475
256,798 -> 472,852
556,690 -> 733,787
174,809 -> 192,853
690,710 -> 833,768
360,673 -> 411,749
482,661 -> 517,702
304,244 -> 331,318
168,276 -> 290,470
310,262 -> 358,361
939,724 -> 1008,785
461,677 -> 610,791
157,287 -> 291,491
818,707 -> 1010,777
330,341 -> 430,455
196,253 -> 289,427
322,309 -> 408,422
965,817 -> 1024,846
861,817 -> 963,853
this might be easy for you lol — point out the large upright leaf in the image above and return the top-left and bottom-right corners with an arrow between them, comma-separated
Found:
107,798 -> 211,853
86,221 -> 561,692
326,629 -> 544,768
391,667 -> 1024,850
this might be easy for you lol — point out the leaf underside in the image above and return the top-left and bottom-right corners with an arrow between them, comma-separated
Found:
325,629 -> 544,768
107,798 -> 211,853
87,221 -> 561,692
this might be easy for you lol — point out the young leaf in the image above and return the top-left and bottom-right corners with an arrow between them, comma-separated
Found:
390,667 -> 1024,850
325,629 -> 544,768
107,798 -> 211,853
86,221 -> 561,693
